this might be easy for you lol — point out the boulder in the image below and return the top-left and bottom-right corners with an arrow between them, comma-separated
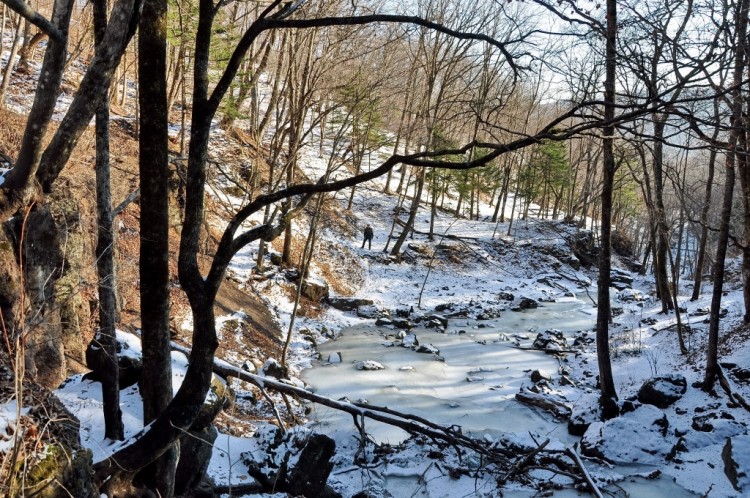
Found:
356,304 -> 383,319
326,352 -> 342,363
326,297 -> 374,311
391,318 -> 414,330
532,330 -> 567,352
400,333 -> 418,348
530,369 -> 552,383
497,291 -> 515,301
512,297 -> 538,311
85,336 -> 143,389
723,435 -> 750,492
355,360 -> 385,371
415,343 -> 440,355
581,405 -> 670,465
618,289 -> 645,303
261,358 -> 287,379
638,374 -> 687,408
426,314 -> 448,328
301,279 -> 329,302
375,317 -> 393,326
568,395 -> 600,436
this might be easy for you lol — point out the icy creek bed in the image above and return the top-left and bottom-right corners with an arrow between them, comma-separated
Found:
301,297 -> 698,497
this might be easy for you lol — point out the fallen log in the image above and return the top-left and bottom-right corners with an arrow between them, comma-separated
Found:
515,389 -> 572,419
170,341 -> 506,461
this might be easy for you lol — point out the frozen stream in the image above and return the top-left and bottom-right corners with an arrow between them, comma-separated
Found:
302,297 -> 698,497
302,297 -> 594,443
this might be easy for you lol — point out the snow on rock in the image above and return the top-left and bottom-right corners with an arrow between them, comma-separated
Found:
581,404 -> 671,465
261,358 -> 287,379
355,360 -> 385,371
327,352 -> 343,363
723,435 -> 750,492
415,343 -> 440,355
532,329 -> 568,352
637,374 -> 688,408
568,393 -> 600,436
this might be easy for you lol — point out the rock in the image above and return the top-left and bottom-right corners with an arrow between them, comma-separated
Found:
400,333 -> 418,348
175,425 -> 218,496
512,297 -> 538,311
301,279 -> 329,302
638,374 -> 687,408
723,435 -> 750,492
497,291 -> 515,301
85,336 -> 143,389
618,288 -> 645,302
466,376 -> 484,382
269,251 -> 283,265
356,304 -> 383,319
610,268 -> 633,290
568,396 -> 600,436
733,368 -> 750,381
532,330 -> 567,352
560,375 -> 576,387
567,230 -> 598,267
355,360 -> 385,370
581,405 -> 670,465
434,303 -> 455,312
261,358 -> 287,379
692,411 -> 736,432
391,318 -> 414,330
326,297 -> 374,311
375,317 -> 392,326
530,369 -> 552,383
327,352 -> 342,363
426,314 -> 448,328
415,343 -> 440,355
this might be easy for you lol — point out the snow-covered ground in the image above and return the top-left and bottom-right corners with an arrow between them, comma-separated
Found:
1,38 -> 747,494
44,128 -> 750,497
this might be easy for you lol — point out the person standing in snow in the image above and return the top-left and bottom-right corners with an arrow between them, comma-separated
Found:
362,224 -> 374,250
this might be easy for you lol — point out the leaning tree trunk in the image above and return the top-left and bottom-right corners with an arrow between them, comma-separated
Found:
391,167 -> 425,258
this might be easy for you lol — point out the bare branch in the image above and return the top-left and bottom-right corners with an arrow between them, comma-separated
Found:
1,0 -> 63,41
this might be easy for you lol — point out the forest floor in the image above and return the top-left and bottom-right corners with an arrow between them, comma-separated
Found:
1,41 -> 749,497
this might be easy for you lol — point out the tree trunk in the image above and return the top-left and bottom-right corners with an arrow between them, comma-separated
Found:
391,168 -> 425,257
704,0 -> 748,390
597,0 -> 619,418
138,0 -> 177,492
93,0 -> 124,442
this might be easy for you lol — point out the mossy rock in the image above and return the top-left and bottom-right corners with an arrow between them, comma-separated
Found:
22,445 -> 96,498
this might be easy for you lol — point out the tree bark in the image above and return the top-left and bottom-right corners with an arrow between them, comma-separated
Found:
138,0 -> 177,492
597,0 -> 619,418
704,0 -> 748,390
93,0 -> 123,442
